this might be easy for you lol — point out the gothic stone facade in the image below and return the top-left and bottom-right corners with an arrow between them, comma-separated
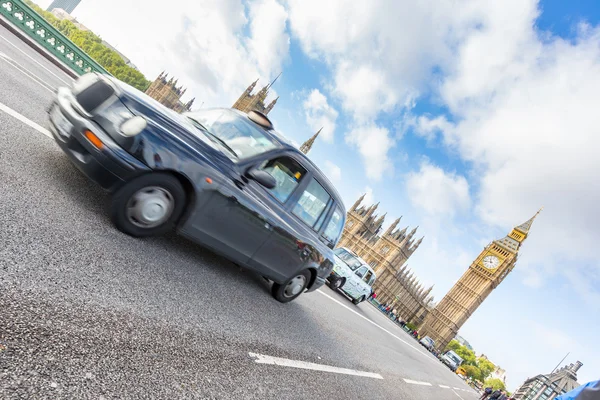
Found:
232,77 -> 279,115
513,361 -> 582,400
339,195 -> 433,325
145,72 -> 195,113
420,210 -> 541,351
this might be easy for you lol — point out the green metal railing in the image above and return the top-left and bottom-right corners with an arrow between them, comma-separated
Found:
0,0 -> 110,75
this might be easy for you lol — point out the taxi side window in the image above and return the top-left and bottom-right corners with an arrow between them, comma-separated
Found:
322,207 -> 344,247
355,266 -> 368,278
362,269 -> 374,283
292,178 -> 331,229
260,157 -> 306,203
368,275 -> 376,286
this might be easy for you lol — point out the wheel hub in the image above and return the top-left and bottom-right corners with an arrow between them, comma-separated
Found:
284,275 -> 307,298
126,186 -> 174,228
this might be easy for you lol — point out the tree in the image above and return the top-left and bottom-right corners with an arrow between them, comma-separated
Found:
462,365 -> 483,382
477,358 -> 496,381
484,378 -> 505,391
445,340 -> 477,366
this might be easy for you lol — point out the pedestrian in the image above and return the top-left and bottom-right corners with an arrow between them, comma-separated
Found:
498,392 -> 508,400
480,386 -> 493,400
488,389 -> 502,400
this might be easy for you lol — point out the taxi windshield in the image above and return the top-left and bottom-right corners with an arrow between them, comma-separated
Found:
186,109 -> 279,160
333,248 -> 364,271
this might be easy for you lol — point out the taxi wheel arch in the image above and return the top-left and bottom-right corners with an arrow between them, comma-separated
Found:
111,172 -> 187,237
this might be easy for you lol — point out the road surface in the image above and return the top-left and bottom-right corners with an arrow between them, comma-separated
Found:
0,24 -> 479,400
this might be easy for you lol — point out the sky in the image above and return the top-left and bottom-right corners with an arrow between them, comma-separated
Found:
35,0 -> 600,390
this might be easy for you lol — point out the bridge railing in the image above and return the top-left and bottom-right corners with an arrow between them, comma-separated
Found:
0,0 -> 110,75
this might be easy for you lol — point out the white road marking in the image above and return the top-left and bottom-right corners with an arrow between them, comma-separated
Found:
439,384 -> 451,388
0,32 -> 72,85
317,290 -> 437,363
248,352 -> 384,380
403,379 -> 432,386
0,53 -> 56,93
454,387 -> 461,390
0,101 -> 51,138
452,389 -> 465,399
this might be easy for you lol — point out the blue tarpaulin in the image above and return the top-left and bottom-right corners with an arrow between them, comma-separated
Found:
555,380 -> 600,400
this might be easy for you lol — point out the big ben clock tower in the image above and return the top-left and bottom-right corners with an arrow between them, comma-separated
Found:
420,209 -> 542,350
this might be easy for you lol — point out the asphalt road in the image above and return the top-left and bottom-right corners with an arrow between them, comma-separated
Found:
0,24 -> 479,399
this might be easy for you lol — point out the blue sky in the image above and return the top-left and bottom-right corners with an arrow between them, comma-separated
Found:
36,0 -> 600,390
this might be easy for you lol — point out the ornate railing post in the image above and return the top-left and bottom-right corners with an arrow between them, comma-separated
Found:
0,0 -> 110,75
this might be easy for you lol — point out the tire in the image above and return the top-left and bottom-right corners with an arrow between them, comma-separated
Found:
111,173 -> 186,237
329,277 -> 345,291
352,295 -> 365,305
271,270 -> 311,303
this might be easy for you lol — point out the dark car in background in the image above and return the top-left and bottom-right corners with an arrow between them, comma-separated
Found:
48,73 -> 346,302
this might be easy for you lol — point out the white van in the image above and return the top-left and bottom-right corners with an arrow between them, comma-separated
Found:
327,247 -> 376,305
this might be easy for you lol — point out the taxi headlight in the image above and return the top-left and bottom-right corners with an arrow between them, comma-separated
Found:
120,116 -> 147,137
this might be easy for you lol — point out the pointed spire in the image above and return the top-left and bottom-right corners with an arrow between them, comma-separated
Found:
395,226 -> 408,240
515,208 -> 543,234
265,96 -> 279,114
299,127 -> 322,155
385,217 -> 401,235
351,194 -> 365,211
267,72 -> 281,90
366,202 -> 379,217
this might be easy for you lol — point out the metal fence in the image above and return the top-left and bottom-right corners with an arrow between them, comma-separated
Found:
0,0 -> 109,75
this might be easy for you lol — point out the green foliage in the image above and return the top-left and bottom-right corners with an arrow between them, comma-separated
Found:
462,365 -> 482,381
24,0 -> 150,90
445,340 -> 476,366
484,378 -> 506,391
477,358 -> 496,381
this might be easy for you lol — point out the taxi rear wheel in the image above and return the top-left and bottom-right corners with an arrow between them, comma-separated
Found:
352,295 -> 365,305
272,270 -> 311,303
111,173 -> 186,237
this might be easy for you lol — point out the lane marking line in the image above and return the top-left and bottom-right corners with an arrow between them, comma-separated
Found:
452,389 -> 465,399
0,101 -> 51,138
403,379 -> 432,386
248,352 -> 384,380
453,387 -> 461,390
316,290 -> 437,363
439,384 -> 450,388
0,32 -> 72,85
0,53 -> 56,93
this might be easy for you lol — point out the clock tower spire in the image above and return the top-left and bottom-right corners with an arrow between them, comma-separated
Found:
420,209 -> 542,350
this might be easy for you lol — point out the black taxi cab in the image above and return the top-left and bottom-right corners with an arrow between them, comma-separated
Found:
48,73 -> 346,302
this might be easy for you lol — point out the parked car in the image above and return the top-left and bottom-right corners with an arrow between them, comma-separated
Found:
48,73 -> 346,303
440,350 -> 464,372
419,336 -> 435,351
327,247 -> 376,305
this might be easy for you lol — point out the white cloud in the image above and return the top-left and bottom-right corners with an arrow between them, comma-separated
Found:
286,0 -> 483,176
68,0 -> 287,109
247,0 -> 290,79
323,160 -> 342,184
421,1 -> 600,294
345,124 -> 394,180
302,89 -> 338,142
406,161 -> 471,217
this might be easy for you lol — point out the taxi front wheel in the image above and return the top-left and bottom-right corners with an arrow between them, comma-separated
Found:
352,295 -> 365,305
111,173 -> 186,237
329,276 -> 345,290
272,270 -> 311,303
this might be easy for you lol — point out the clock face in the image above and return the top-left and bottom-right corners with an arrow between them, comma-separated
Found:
482,255 -> 500,269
